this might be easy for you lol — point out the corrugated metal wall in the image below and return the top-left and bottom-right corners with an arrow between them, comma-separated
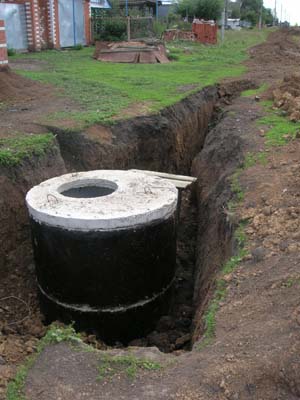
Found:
0,3 -> 28,50
58,0 -> 86,47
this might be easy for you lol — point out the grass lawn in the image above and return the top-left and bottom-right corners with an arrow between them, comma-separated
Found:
13,29 -> 269,128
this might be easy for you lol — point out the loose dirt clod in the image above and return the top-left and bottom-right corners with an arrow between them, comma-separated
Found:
273,73 -> 300,121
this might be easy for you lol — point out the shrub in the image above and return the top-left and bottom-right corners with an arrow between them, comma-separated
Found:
100,18 -> 127,41
7,48 -> 16,56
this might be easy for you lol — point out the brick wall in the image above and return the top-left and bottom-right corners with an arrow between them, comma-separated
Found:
0,20 -> 8,69
84,0 -> 91,46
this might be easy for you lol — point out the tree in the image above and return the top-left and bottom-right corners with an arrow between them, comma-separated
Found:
177,0 -> 222,20
229,1 -> 241,19
262,8 -> 273,25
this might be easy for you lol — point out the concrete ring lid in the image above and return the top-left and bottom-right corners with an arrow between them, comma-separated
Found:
26,170 -> 178,232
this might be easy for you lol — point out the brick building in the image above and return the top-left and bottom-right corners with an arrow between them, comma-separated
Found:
0,0 -> 92,51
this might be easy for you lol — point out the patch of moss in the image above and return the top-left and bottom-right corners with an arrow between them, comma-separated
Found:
0,134 -> 55,167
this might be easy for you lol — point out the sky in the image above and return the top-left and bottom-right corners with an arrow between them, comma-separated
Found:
264,0 -> 300,25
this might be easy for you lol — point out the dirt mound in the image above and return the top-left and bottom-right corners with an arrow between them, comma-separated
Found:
248,29 -> 300,65
0,69 -> 43,103
273,73 -> 300,121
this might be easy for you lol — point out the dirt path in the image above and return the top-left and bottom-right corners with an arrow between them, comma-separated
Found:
2,28 -> 300,399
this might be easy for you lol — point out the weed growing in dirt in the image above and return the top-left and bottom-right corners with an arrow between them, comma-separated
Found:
241,83 -> 268,97
0,134 -> 55,167
13,29 -> 269,128
257,102 -> 300,145
6,324 -> 83,400
282,277 -> 300,288
41,324 -> 82,345
97,354 -> 162,381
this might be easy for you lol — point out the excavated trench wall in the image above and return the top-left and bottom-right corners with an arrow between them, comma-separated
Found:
50,86 -> 218,174
0,80 -> 252,343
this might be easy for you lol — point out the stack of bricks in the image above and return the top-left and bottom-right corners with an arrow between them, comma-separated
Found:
0,20 -> 8,69
192,22 -> 218,45
163,29 -> 196,42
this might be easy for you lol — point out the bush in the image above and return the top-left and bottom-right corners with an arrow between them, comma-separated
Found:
7,48 -> 16,56
100,18 -> 127,41
72,44 -> 83,50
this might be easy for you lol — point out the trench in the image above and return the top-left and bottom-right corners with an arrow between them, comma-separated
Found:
0,78 -> 254,354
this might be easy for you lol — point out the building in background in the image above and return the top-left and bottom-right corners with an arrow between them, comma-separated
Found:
0,0 -> 93,51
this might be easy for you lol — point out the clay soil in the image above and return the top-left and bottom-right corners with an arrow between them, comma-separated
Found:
1,28 -> 300,399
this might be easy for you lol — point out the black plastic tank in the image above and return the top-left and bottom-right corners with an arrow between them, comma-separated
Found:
26,170 -> 178,343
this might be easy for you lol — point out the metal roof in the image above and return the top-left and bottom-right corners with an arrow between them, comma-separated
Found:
90,0 -> 112,9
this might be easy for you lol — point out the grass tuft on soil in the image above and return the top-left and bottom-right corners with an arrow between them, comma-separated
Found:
0,134 -> 55,167
244,151 -> 268,168
98,354 -> 161,381
241,83 -> 268,97
258,101 -> 300,145
13,29 -> 269,128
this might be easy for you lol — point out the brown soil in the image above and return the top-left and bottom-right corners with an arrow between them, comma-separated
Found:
0,69 -> 79,137
246,28 -> 300,84
272,73 -> 300,121
1,29 -> 300,400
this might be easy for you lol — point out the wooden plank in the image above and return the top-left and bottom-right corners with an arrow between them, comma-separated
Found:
130,169 -> 197,183
162,179 -> 194,189
130,169 -> 197,189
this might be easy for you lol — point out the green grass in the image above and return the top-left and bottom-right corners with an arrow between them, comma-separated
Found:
241,82 -> 268,97
98,353 -> 161,380
12,29 -> 269,128
257,101 -> 300,145
6,324 -> 82,400
0,134 -> 55,167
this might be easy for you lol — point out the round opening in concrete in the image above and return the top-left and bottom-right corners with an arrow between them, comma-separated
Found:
59,179 -> 117,198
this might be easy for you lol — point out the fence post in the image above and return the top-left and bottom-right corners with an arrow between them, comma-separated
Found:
0,20 -> 8,69
221,10 -> 225,42
127,16 -> 131,41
